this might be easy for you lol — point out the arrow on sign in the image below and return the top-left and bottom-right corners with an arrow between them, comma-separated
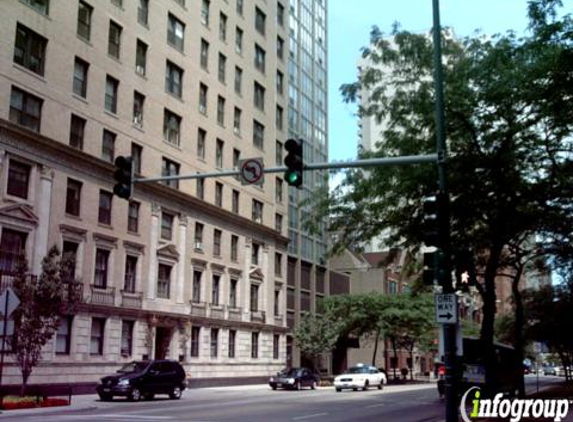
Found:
438,312 -> 453,320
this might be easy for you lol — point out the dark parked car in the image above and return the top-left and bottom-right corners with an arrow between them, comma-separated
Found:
96,360 -> 186,401
269,367 -> 319,390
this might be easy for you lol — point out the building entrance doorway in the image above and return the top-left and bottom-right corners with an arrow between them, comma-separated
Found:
155,326 -> 172,359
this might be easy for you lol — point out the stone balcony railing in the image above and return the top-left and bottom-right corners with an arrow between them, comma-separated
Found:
89,285 -> 115,306
120,290 -> 143,308
250,310 -> 266,324
274,314 -> 284,326
189,301 -> 207,317
209,304 -> 225,319
227,306 -> 242,321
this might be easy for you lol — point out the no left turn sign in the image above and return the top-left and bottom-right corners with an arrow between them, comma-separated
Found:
239,158 -> 265,186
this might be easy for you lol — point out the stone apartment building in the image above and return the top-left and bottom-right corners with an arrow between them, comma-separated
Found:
0,0 -> 295,385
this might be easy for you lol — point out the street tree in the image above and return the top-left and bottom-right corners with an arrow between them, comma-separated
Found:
310,0 -> 573,393
10,246 -> 80,395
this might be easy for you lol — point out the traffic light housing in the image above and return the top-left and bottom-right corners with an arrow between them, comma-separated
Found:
422,249 -> 447,285
113,156 -> 133,200
455,248 -> 477,292
284,138 -> 303,188
421,191 -> 450,288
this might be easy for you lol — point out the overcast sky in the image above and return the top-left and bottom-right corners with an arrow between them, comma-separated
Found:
327,0 -> 533,161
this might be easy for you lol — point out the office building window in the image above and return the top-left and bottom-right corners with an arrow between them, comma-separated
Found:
234,66 -> 242,94
108,21 -> 122,59
251,332 -> 259,358
231,235 -> 238,262
254,44 -> 265,73
229,278 -> 238,307
274,290 -> 280,316
194,223 -> 204,249
275,252 -> 283,276
215,183 -> 223,207
90,318 -> 105,355
232,189 -> 239,214
102,129 -> 115,162
254,82 -> 265,110
277,70 -> 284,95
233,108 -> 241,135
161,157 -> 180,189
104,76 -> 118,114
211,274 -> 221,305
98,190 -> 112,225
111,0 -> 122,7
235,27 -> 243,54
138,0 -> 149,25
276,178 -> 283,203
251,243 -> 260,266
7,160 -> 31,199
200,38 -> 209,70
213,230 -> 221,256
253,120 -> 264,150
133,91 -> 145,127
196,178 -> 204,199
276,105 -> 284,130
277,2 -> 285,26
124,255 -> 137,292
65,178 -> 82,216
275,213 -> 283,233
69,114 -> 85,150
163,109 -> 181,146
250,284 -> 259,312
167,14 -> 185,51
94,249 -> 109,288
197,128 -> 206,159
192,271 -> 201,302
232,149 -> 241,174
201,0 -> 210,26
277,36 -> 284,60
255,7 -> 266,35
236,0 -> 243,16
273,334 -> 279,359
228,330 -> 236,358
9,86 -> 42,132
165,61 -> 183,98
161,212 -> 174,241
0,229 -> 27,272
72,57 -> 89,98
191,326 -> 200,357
135,39 -> 147,75
218,53 -> 226,83
121,320 -> 134,357
77,1 -> 93,40
210,327 -> 218,358
131,143 -> 142,174
219,12 -> 227,41
199,83 -> 208,114
217,96 -> 225,126
22,0 -> 49,15
56,316 -> 72,355
252,200 -> 263,223
128,201 -> 139,233
157,264 -> 172,299
276,141 -> 283,165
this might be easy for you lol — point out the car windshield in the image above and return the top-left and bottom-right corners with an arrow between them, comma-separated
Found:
117,361 -> 149,373
347,366 -> 369,374
281,368 -> 302,377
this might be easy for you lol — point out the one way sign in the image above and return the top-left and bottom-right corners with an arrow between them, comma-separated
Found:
435,293 -> 458,324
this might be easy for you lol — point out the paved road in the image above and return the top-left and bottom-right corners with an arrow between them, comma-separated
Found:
0,376 -> 567,422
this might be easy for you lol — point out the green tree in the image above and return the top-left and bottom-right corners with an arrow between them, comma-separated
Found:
10,246 -> 80,395
311,1 -> 573,393
293,312 -> 343,371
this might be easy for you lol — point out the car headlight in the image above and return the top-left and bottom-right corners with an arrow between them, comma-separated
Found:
288,378 -> 295,384
98,379 -> 104,385
270,377 -> 274,382
118,379 -> 130,386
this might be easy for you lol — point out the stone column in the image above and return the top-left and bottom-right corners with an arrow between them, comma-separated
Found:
243,238 -> 252,313
33,166 -> 54,274
147,204 -> 160,300
262,244 -> 269,313
176,215 -> 188,304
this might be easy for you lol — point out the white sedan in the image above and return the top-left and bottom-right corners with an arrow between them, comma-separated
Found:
334,364 -> 387,392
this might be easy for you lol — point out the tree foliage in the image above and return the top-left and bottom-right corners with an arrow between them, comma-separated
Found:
310,1 -> 573,391
10,246 -> 80,395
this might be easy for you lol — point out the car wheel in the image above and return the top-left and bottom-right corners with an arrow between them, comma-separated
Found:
378,381 -> 383,390
169,386 -> 182,400
363,380 -> 369,391
271,385 -> 277,390
129,388 -> 142,402
294,381 -> 300,390
99,394 -> 112,402
144,393 -> 154,401
352,388 -> 358,391
311,381 -> 317,390
336,388 -> 342,392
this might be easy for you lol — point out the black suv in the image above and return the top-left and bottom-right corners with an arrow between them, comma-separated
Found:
96,360 -> 186,401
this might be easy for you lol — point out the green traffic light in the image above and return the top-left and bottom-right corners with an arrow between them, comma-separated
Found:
286,172 -> 300,184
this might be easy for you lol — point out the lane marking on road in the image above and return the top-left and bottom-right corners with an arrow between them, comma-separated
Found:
292,412 -> 328,420
71,415 -> 173,420
365,403 -> 387,408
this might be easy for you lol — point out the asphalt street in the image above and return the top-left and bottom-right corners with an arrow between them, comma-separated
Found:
0,376 -> 567,422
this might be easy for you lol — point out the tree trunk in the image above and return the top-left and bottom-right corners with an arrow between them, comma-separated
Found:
20,367 -> 31,397
480,242 -> 503,396
391,337 -> 398,381
511,263 -> 526,398
409,347 -> 414,380
371,330 -> 380,367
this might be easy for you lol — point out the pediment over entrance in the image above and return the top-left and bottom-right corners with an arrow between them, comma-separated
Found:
157,244 -> 179,260
0,203 -> 39,225
249,267 -> 264,280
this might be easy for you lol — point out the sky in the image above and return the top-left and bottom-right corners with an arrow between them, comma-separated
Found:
327,0 -> 533,162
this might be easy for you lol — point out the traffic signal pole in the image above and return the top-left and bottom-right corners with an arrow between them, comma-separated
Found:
432,1 -> 458,421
